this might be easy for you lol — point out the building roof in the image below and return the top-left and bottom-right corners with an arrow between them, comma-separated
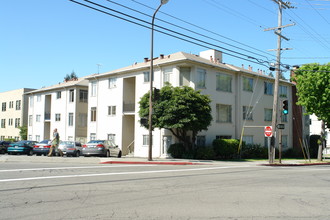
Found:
25,77 -> 89,94
86,51 -> 294,85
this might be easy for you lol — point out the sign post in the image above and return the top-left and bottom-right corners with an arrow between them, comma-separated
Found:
264,126 -> 273,163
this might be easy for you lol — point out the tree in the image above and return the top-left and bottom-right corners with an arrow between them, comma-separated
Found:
139,84 -> 213,151
293,63 -> 330,128
64,71 -> 78,82
18,125 -> 28,140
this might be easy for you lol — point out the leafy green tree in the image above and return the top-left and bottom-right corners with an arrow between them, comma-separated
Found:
293,63 -> 330,128
64,71 -> 78,81
19,125 -> 28,140
139,84 -> 213,151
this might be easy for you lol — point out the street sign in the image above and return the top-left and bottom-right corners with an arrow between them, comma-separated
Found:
264,126 -> 273,137
277,124 -> 285,129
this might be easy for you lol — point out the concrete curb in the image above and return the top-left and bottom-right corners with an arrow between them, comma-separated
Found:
261,162 -> 330,166
100,161 -> 209,165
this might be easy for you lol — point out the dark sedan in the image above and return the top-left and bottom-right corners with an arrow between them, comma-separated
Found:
32,140 -> 52,156
82,140 -> 122,157
7,140 -> 37,155
0,141 -> 12,154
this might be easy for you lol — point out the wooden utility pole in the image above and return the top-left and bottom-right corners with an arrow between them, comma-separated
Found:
265,0 -> 294,164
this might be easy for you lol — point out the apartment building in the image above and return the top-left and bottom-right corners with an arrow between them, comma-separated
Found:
85,49 -> 297,158
0,88 -> 35,141
26,78 -> 89,143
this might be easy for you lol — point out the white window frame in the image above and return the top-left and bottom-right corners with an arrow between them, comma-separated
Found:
91,81 -> 97,97
109,78 -> 117,89
264,82 -> 273,95
243,77 -> 254,92
216,73 -> 232,92
196,68 -> 206,89
243,106 -> 253,120
216,104 -> 232,123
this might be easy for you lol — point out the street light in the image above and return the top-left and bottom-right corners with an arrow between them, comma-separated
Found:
148,0 -> 169,161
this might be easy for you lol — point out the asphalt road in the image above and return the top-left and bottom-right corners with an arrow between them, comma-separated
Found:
1,158 -> 330,220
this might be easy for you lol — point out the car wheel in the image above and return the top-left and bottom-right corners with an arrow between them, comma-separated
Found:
106,151 -> 110,157
75,151 -> 80,157
117,151 -> 122,158
28,150 -> 33,156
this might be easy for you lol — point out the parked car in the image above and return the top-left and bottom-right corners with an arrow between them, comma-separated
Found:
33,139 -> 52,156
58,141 -> 82,157
82,140 -> 122,157
7,140 -> 37,155
0,141 -> 12,154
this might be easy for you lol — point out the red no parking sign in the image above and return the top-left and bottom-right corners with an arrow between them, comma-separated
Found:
264,126 -> 273,137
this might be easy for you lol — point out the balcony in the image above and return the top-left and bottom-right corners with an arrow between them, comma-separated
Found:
123,102 -> 135,114
44,112 -> 51,121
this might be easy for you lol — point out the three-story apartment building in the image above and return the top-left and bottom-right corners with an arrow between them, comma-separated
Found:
0,88 -> 35,140
86,50 -> 295,158
26,78 -> 89,143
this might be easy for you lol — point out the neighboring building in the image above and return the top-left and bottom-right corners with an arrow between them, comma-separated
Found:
26,78 -> 89,143
0,88 -> 35,141
85,49 -> 296,158
309,114 -> 329,147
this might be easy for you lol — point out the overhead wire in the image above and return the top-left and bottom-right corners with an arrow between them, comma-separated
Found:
107,0 -> 272,61
69,0 -> 272,68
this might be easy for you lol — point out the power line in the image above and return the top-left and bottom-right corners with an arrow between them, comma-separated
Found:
69,0 -> 272,68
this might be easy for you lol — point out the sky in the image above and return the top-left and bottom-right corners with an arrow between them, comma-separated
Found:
1,0 -> 330,93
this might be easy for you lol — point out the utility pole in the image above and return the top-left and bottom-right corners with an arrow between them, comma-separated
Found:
265,0 -> 295,164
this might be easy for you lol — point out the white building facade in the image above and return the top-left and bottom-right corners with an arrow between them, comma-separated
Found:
26,79 -> 89,143
0,88 -> 35,141
86,50 -> 294,158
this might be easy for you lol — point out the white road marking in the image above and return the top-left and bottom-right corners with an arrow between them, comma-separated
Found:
0,164 -> 155,173
0,165 -> 252,183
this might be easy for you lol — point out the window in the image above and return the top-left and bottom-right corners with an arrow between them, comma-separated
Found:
243,135 -> 253,145
55,113 -> 61,121
196,68 -> 206,88
179,67 -> 191,86
69,89 -> 74,102
16,100 -> 21,110
108,106 -> 116,116
29,97 -> 33,108
264,108 -> 273,121
79,90 -> 88,103
279,85 -> 288,98
216,135 -> 232,139
9,101 -> 13,108
109,78 -> 117,88
108,134 -> 116,143
28,135 -> 32,141
8,118 -> 13,126
282,135 -> 288,148
144,71 -> 150,82
36,114 -> 41,122
56,91 -> 61,99
143,135 -> 150,146
281,112 -> 288,122
78,113 -> 87,127
216,73 -> 232,92
91,81 -> 97,97
243,77 -> 253,92
37,95 -> 41,102
91,107 -> 97,122
1,119 -> 5,128
216,104 -> 232,123
29,115 -> 33,126
68,113 -> 74,126
264,82 -> 273,95
90,133 -> 96,141
163,68 -> 172,83
15,118 -> 20,128
2,102 -> 6,111
243,106 -> 253,120
196,136 -> 206,147
35,135 -> 40,142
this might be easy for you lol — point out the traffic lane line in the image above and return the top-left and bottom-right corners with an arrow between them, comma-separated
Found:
0,165 -> 253,183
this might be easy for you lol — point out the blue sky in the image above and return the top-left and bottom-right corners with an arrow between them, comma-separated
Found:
1,0 -> 329,93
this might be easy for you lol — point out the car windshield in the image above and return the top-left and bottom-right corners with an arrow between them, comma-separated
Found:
39,140 -> 50,144
88,140 -> 105,144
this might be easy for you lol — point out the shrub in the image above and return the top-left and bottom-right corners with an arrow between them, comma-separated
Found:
240,144 -> 268,159
194,146 -> 215,160
167,143 -> 185,158
213,139 -> 239,159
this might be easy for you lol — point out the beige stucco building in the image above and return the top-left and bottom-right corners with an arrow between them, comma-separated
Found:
85,50 -> 295,158
26,78 -> 89,143
0,88 -> 35,141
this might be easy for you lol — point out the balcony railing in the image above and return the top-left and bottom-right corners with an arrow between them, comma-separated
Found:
123,102 -> 135,113
44,113 -> 51,120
